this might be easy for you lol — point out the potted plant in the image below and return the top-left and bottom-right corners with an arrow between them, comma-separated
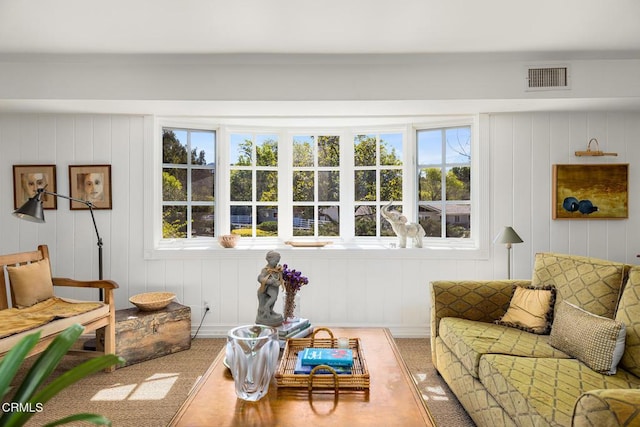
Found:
0,323 -> 123,426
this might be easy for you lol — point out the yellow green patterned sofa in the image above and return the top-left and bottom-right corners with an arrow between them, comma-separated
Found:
431,253 -> 640,427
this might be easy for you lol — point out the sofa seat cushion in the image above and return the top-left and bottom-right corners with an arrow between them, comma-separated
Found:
0,297 -> 107,354
439,317 -> 570,378
479,354 -> 640,427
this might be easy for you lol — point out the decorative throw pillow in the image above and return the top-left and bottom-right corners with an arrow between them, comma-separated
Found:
7,259 -> 54,308
549,301 -> 626,375
495,285 -> 556,334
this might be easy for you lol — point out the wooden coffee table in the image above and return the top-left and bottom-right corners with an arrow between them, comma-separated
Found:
169,328 -> 435,426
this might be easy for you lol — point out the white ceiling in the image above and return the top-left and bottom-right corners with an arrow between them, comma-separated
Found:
1,0 -> 639,116
1,0 -> 639,55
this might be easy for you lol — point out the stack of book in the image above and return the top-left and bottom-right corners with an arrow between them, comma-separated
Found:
294,347 -> 353,374
277,318 -> 313,348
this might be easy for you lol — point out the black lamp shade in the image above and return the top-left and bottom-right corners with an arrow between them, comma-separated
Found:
13,195 -> 45,223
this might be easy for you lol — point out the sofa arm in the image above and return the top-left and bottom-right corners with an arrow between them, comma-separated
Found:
430,280 -> 530,338
573,389 -> 640,427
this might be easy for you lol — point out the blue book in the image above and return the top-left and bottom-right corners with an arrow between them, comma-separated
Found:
294,352 -> 351,374
300,347 -> 353,367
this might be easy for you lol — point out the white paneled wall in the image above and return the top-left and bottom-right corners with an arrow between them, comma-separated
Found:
1,112 -> 639,337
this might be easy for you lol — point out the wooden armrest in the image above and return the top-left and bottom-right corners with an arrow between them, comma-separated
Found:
52,277 -> 119,290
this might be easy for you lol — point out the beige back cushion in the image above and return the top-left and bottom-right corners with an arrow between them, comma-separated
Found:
7,259 -> 54,308
531,252 -> 628,319
615,267 -> 640,377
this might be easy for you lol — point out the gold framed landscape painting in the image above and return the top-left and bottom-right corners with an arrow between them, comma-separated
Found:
552,164 -> 628,219
13,164 -> 57,210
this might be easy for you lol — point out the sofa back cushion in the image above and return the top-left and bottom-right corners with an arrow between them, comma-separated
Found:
615,266 -> 640,377
531,252 -> 628,320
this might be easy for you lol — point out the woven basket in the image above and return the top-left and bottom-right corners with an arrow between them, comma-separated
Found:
129,292 -> 176,311
275,327 -> 370,391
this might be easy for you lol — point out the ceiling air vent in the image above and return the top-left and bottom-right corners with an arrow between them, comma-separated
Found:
526,65 -> 570,91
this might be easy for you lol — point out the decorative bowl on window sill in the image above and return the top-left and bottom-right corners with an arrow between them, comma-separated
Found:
219,234 -> 239,248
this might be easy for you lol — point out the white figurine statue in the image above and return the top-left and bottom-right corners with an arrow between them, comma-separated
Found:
381,201 -> 426,248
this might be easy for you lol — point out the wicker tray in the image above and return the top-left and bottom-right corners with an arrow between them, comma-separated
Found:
275,327 -> 370,391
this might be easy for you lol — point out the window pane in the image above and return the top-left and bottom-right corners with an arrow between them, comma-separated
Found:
231,205 -> 252,234
445,127 -> 471,164
191,131 -> 215,165
354,205 -> 376,236
418,204 -> 443,237
446,203 -> 471,238
163,168 -> 187,201
191,169 -> 214,201
354,170 -> 376,201
257,206 -> 278,236
293,171 -> 314,202
192,206 -> 214,237
163,206 -> 187,238
319,206 -> 339,236
318,136 -> 340,167
354,134 -> 376,166
230,134 -> 252,166
230,170 -> 252,202
293,136 -> 314,167
380,133 -> 403,166
318,171 -> 339,202
446,166 -> 470,201
380,169 -> 402,201
257,170 -> 278,202
256,134 -> 278,167
163,129 -> 188,164
293,206 -> 313,236
417,130 -> 442,165
418,167 -> 442,201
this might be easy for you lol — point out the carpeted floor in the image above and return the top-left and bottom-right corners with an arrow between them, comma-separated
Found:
6,338 -> 474,427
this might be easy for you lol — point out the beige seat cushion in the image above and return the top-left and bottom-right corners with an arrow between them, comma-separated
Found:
7,259 -> 54,308
0,297 -> 108,354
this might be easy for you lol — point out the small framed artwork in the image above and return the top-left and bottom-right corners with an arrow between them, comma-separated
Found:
552,164 -> 629,219
68,165 -> 112,210
13,164 -> 57,210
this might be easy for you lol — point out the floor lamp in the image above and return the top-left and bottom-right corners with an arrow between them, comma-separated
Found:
13,187 -> 104,299
493,226 -> 523,279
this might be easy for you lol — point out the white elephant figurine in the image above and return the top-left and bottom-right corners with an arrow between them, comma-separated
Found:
381,201 -> 426,248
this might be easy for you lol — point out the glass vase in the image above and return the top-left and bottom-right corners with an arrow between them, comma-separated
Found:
282,290 -> 300,323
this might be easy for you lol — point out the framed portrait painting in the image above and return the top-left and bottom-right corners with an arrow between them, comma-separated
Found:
552,164 -> 628,219
69,165 -> 112,210
13,164 -> 57,210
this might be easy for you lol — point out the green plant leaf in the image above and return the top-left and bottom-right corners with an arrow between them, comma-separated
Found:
43,412 -> 112,426
6,354 -> 122,427
0,331 -> 40,401
10,324 -> 84,404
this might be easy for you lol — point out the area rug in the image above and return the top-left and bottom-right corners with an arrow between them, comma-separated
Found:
6,338 -> 474,426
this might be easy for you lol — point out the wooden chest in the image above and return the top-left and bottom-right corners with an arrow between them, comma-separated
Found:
97,302 -> 191,367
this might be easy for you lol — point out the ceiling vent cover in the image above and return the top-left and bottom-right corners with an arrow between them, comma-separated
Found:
526,66 -> 570,91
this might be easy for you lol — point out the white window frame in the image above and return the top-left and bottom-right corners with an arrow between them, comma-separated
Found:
144,115 -> 489,260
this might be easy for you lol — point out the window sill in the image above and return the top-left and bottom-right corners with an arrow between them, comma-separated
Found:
144,238 -> 488,260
